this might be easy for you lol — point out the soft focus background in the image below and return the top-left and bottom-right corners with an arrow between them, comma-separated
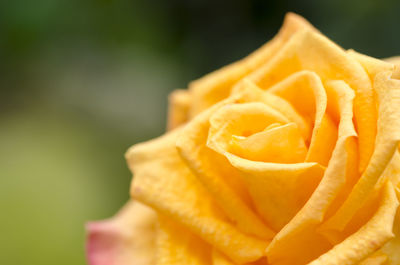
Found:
1,0 -> 399,264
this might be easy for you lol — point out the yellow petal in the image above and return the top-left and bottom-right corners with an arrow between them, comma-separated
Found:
359,253 -> 388,265
305,114 -> 338,167
188,13 -> 316,117
167,89 -> 191,130
127,129 -> 268,263
321,71 -> 400,236
318,82 -> 361,221
308,182 -> 399,265
229,122 -> 307,163
227,154 -> 324,232
263,71 -> 326,125
86,201 -> 158,265
265,70 -> 338,166
378,151 -> 400,191
378,188 -> 400,265
157,215 -> 211,265
206,99 -> 324,231
234,79 -> 310,141
266,80 -> 358,265
212,249 -> 269,265
348,50 -> 395,80
208,102 -> 290,156
212,249 -> 236,265
246,29 -> 375,172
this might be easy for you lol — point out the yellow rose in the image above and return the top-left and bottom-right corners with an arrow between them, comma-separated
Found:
87,13 -> 400,265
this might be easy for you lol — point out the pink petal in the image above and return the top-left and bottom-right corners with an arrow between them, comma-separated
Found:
86,201 -> 157,265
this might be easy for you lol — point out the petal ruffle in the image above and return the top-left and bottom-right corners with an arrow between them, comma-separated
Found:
308,182 -> 399,265
321,71 -> 400,237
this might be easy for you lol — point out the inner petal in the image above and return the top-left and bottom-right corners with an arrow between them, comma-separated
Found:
229,123 -> 307,164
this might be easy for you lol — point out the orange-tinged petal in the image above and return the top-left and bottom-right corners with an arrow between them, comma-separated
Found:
321,71 -> 400,236
188,13 -> 316,117
206,95 -> 325,232
212,250 -> 236,265
305,114 -> 338,167
308,182 -> 399,265
207,102 -> 290,155
167,89 -> 191,130
319,85 -> 361,221
226,155 -> 324,231
86,201 -> 158,265
157,215 -> 211,265
127,129 -> 268,263
234,79 -> 310,141
212,249 -> 270,265
266,80 -> 358,265
320,153 -> 398,245
229,123 -> 307,164
263,70 -> 338,166
264,71 -> 326,125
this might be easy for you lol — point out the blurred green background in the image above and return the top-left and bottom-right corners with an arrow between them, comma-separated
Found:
0,0 -> 399,264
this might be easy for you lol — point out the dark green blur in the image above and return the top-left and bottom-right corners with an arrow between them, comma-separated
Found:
0,1 -> 399,264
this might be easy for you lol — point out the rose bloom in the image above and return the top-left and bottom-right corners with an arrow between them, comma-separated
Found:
86,13 -> 400,265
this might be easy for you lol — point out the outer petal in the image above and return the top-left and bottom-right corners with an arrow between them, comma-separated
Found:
86,201 -> 157,265
188,13 -> 316,116
308,182 -> 399,265
127,128 -> 268,264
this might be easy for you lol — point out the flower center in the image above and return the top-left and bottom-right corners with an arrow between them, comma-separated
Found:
229,122 -> 307,163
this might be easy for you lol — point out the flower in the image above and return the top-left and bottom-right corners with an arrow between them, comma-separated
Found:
86,13 -> 400,265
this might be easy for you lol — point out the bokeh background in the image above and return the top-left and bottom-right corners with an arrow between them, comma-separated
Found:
1,0 -> 399,264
